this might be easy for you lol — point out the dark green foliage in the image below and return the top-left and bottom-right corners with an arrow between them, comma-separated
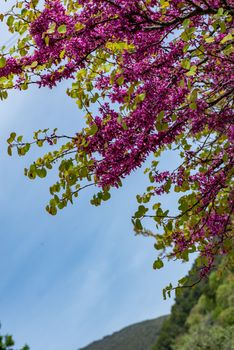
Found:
173,259 -> 234,350
153,262 -> 209,350
153,257 -> 234,350
174,325 -> 234,350
0,328 -> 29,350
80,316 -> 168,350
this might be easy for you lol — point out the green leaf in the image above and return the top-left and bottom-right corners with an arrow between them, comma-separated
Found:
30,61 -> 38,68
160,0 -> 170,9
205,37 -> 215,43
89,124 -> 98,135
58,24 -> 67,34
76,99 -> 83,109
47,22 -> 56,34
122,122 -> 127,130
156,121 -> 168,131
153,203 -> 160,210
0,56 -> 6,68
36,140 -> 44,147
135,218 -> 143,230
102,191 -> 111,201
189,102 -> 197,110
28,170 -> 36,180
186,65 -> 197,76
17,135 -> 23,142
135,205 -> 148,218
153,258 -> 164,269
7,132 -> 16,144
138,93 -> 146,102
178,276 -> 188,285
166,220 -> 173,232
46,205 -> 57,215
221,33 -> 233,44
181,59 -> 190,70
117,76 -> 124,86
75,22 -> 85,31
7,145 -> 12,156
44,35 -> 49,46
188,88 -> 198,102
157,110 -> 164,121
182,19 -> 191,29
183,43 -> 190,53
164,179 -> 172,192
6,15 -> 14,27
36,168 -> 47,178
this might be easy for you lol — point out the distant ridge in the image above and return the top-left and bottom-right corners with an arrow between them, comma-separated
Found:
80,315 -> 168,350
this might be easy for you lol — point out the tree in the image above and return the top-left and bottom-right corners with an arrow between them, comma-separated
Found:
153,258 -> 210,350
0,326 -> 29,350
172,258 -> 234,350
153,256 -> 234,349
0,0 -> 233,291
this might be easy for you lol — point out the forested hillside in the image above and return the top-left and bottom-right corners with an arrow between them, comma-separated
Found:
172,263 -> 234,349
154,257 -> 234,350
80,316 -> 167,350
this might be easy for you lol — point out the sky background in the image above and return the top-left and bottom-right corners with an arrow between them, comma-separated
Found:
0,4 -> 193,350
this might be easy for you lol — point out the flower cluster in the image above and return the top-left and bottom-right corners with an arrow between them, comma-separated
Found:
1,0 -> 233,280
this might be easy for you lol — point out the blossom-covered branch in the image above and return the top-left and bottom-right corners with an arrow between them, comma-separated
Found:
1,0 -> 233,292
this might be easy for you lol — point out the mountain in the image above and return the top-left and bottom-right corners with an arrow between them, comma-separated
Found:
80,257 -> 233,350
79,315 -> 168,350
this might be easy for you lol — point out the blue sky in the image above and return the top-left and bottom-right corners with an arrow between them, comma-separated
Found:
0,82 -> 193,350
0,5 -> 193,349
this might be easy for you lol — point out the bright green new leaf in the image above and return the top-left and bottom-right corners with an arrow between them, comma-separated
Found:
58,24 -> 67,34
0,56 -> 6,68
